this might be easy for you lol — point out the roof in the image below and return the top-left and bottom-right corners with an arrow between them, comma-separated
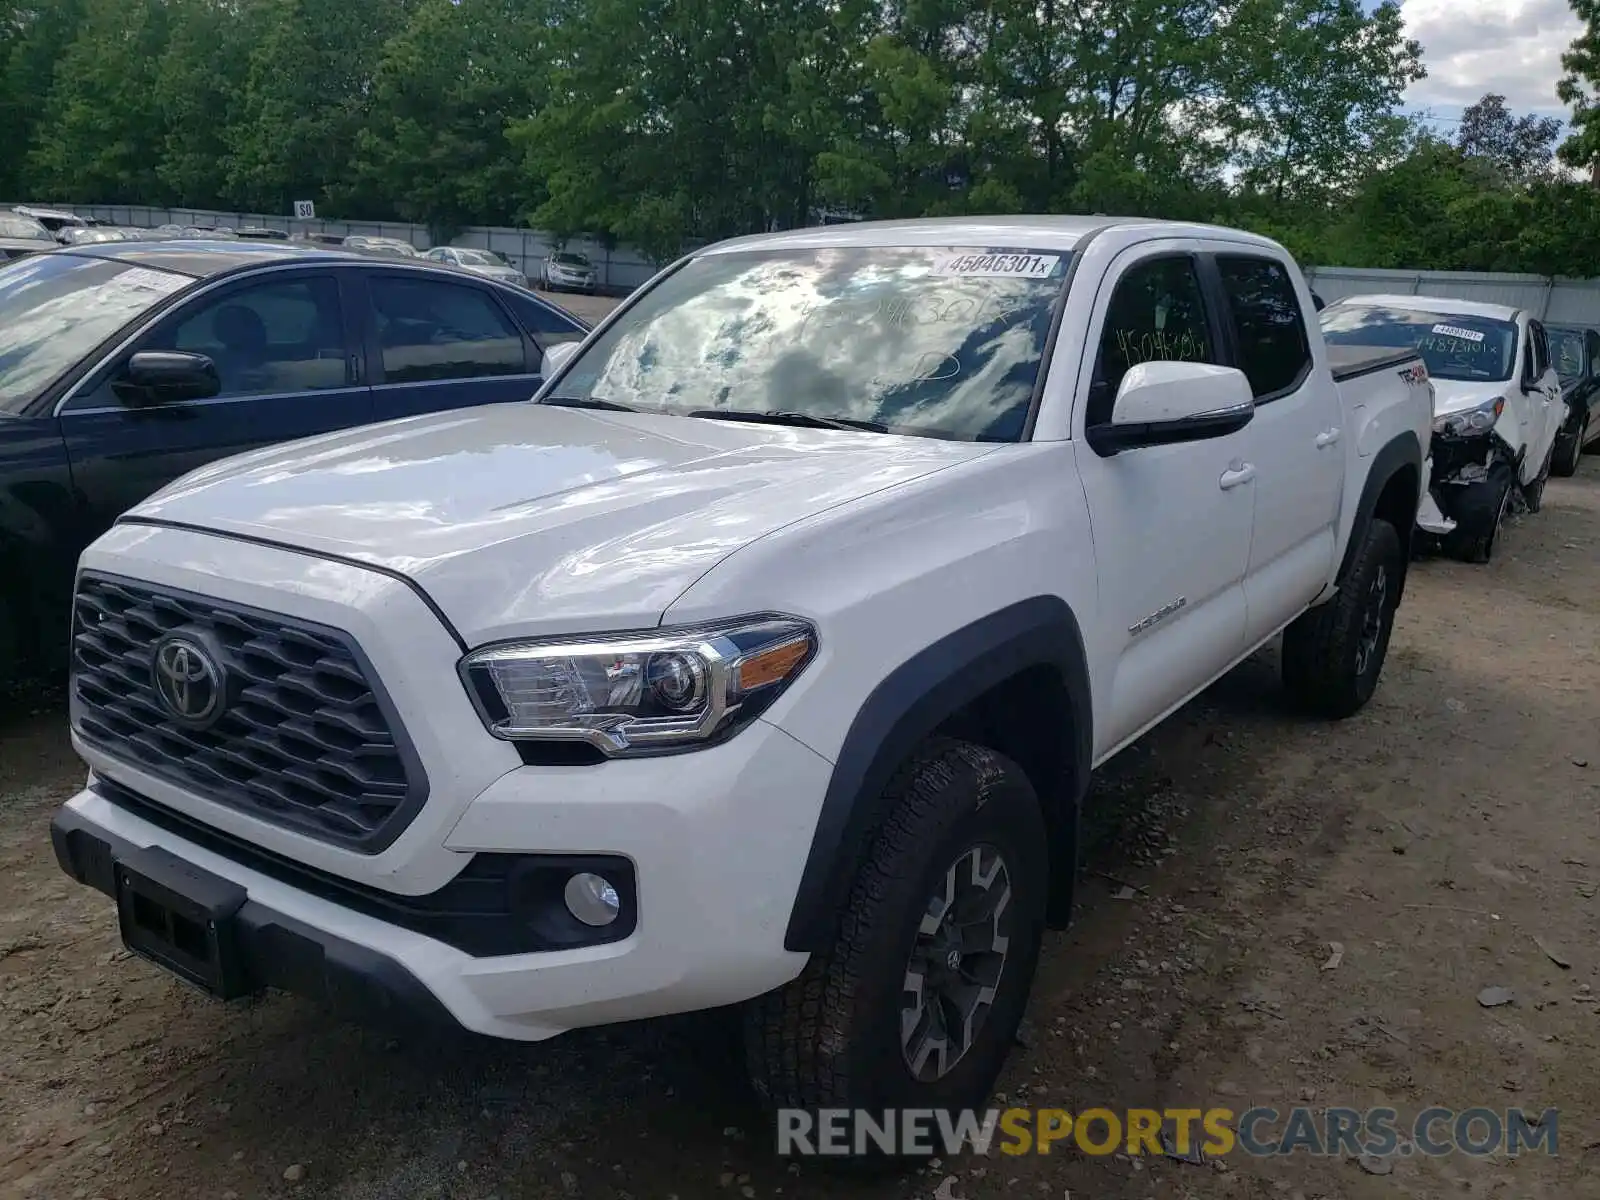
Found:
1332,292 -> 1523,322
59,238 -> 362,278
697,214 -> 1287,256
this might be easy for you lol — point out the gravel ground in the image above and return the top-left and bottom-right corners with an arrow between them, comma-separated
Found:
2,379 -> 1597,1198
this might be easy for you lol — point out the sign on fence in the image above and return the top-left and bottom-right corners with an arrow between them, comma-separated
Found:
292,200 -> 316,220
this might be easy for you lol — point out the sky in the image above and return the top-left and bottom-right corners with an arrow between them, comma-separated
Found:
1398,0 -> 1583,131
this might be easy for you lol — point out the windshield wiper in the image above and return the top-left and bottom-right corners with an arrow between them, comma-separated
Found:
539,394 -> 640,412
686,408 -> 889,433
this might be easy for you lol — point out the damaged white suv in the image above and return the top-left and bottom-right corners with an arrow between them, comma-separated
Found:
54,217 -> 1433,1121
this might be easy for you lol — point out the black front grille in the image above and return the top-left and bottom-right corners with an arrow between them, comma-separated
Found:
70,573 -> 426,853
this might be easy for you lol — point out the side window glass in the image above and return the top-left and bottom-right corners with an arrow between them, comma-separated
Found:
1587,331 -> 1600,377
1088,256 -> 1216,426
508,293 -> 587,346
1216,256 -> 1311,399
369,277 -> 527,383
155,276 -> 346,397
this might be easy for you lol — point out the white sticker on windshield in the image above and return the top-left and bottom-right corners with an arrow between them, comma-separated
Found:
931,252 -> 1061,279
111,266 -> 188,295
1431,323 -> 1484,342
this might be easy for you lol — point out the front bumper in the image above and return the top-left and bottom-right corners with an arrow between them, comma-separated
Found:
59,522 -> 830,1040
1423,432 -> 1515,539
56,711 -> 827,1039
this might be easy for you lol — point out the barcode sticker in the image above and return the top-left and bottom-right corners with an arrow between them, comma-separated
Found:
1431,323 -> 1484,343
931,253 -> 1060,279
112,267 -> 188,295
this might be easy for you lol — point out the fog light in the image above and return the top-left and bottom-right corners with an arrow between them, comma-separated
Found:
564,872 -> 621,927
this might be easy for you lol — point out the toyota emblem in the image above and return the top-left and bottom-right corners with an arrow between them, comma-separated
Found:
152,635 -> 225,726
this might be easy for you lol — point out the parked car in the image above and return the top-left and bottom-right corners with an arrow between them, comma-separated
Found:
1321,294 -> 1564,562
1545,323 -> 1600,476
13,204 -> 90,242
539,249 -> 596,292
290,232 -> 347,247
58,226 -> 141,246
0,211 -> 58,261
424,245 -> 529,289
345,235 -> 419,258
47,216 -> 1432,1134
235,226 -> 289,241
0,238 -> 590,682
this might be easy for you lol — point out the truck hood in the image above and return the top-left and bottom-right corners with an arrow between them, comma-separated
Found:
127,404 -> 995,644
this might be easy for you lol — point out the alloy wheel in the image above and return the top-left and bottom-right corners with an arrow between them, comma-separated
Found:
900,844 -> 1014,1083
1354,563 -> 1388,678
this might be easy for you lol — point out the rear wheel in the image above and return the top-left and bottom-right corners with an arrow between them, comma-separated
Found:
744,739 -> 1048,1153
1282,517 -> 1402,719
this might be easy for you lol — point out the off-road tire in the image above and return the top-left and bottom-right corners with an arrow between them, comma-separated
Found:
0,593 -> 16,684
1552,423 -> 1584,477
1441,464 -> 1513,564
1524,443 -> 1554,513
743,739 -> 1048,1153
1281,517 -> 1403,719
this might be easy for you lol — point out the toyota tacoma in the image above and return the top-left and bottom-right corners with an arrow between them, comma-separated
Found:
53,216 -> 1434,1124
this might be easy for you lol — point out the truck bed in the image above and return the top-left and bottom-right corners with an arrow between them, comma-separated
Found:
1327,343 -> 1421,382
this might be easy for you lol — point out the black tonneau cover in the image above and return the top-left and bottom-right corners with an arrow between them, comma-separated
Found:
1327,344 -> 1421,382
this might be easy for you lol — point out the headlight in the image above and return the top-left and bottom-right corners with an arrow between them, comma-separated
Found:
1433,396 -> 1504,437
459,615 -> 817,756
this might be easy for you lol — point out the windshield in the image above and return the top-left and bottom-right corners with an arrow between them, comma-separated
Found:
0,214 -> 52,241
545,245 -> 1070,441
1547,326 -> 1588,382
454,248 -> 500,266
1321,302 -> 1518,382
553,253 -> 590,267
0,253 -> 191,414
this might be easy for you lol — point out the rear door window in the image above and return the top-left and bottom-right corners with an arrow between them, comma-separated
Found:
367,275 -> 528,383
1215,256 -> 1311,400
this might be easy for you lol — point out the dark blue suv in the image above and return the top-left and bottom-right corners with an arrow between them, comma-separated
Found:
0,239 -> 591,681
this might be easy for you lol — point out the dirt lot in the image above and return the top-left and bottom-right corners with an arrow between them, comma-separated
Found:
2,432 -> 1597,1198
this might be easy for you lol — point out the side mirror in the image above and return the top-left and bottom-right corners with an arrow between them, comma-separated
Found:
1087,361 -> 1255,456
114,350 -> 222,407
541,340 -> 581,378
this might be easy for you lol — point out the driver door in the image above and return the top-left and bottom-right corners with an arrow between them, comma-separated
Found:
58,269 -> 371,544
1072,245 -> 1256,756
1523,320 -> 1563,480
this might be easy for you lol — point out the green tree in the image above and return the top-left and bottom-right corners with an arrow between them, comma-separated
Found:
154,0 -> 259,209
1559,0 -> 1600,172
226,0 -> 414,215
25,0 -> 168,203
353,0 -> 550,238
1218,0 -> 1424,202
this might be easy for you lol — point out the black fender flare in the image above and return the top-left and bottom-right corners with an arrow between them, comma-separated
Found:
782,595 -> 1093,953
1335,430 -> 1423,588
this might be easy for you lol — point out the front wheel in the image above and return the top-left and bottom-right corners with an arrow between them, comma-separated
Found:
1552,424 -> 1584,477
744,739 -> 1048,1145
1282,517 -> 1403,719
1524,443 -> 1555,513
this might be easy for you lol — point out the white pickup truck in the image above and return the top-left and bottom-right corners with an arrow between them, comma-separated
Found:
53,216 -> 1433,1127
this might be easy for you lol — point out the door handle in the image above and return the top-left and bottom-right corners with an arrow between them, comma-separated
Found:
1315,428 -> 1341,448
1219,463 -> 1256,490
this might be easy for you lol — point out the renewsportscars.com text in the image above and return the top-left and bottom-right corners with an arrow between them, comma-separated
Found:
775,1106 -> 1558,1158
